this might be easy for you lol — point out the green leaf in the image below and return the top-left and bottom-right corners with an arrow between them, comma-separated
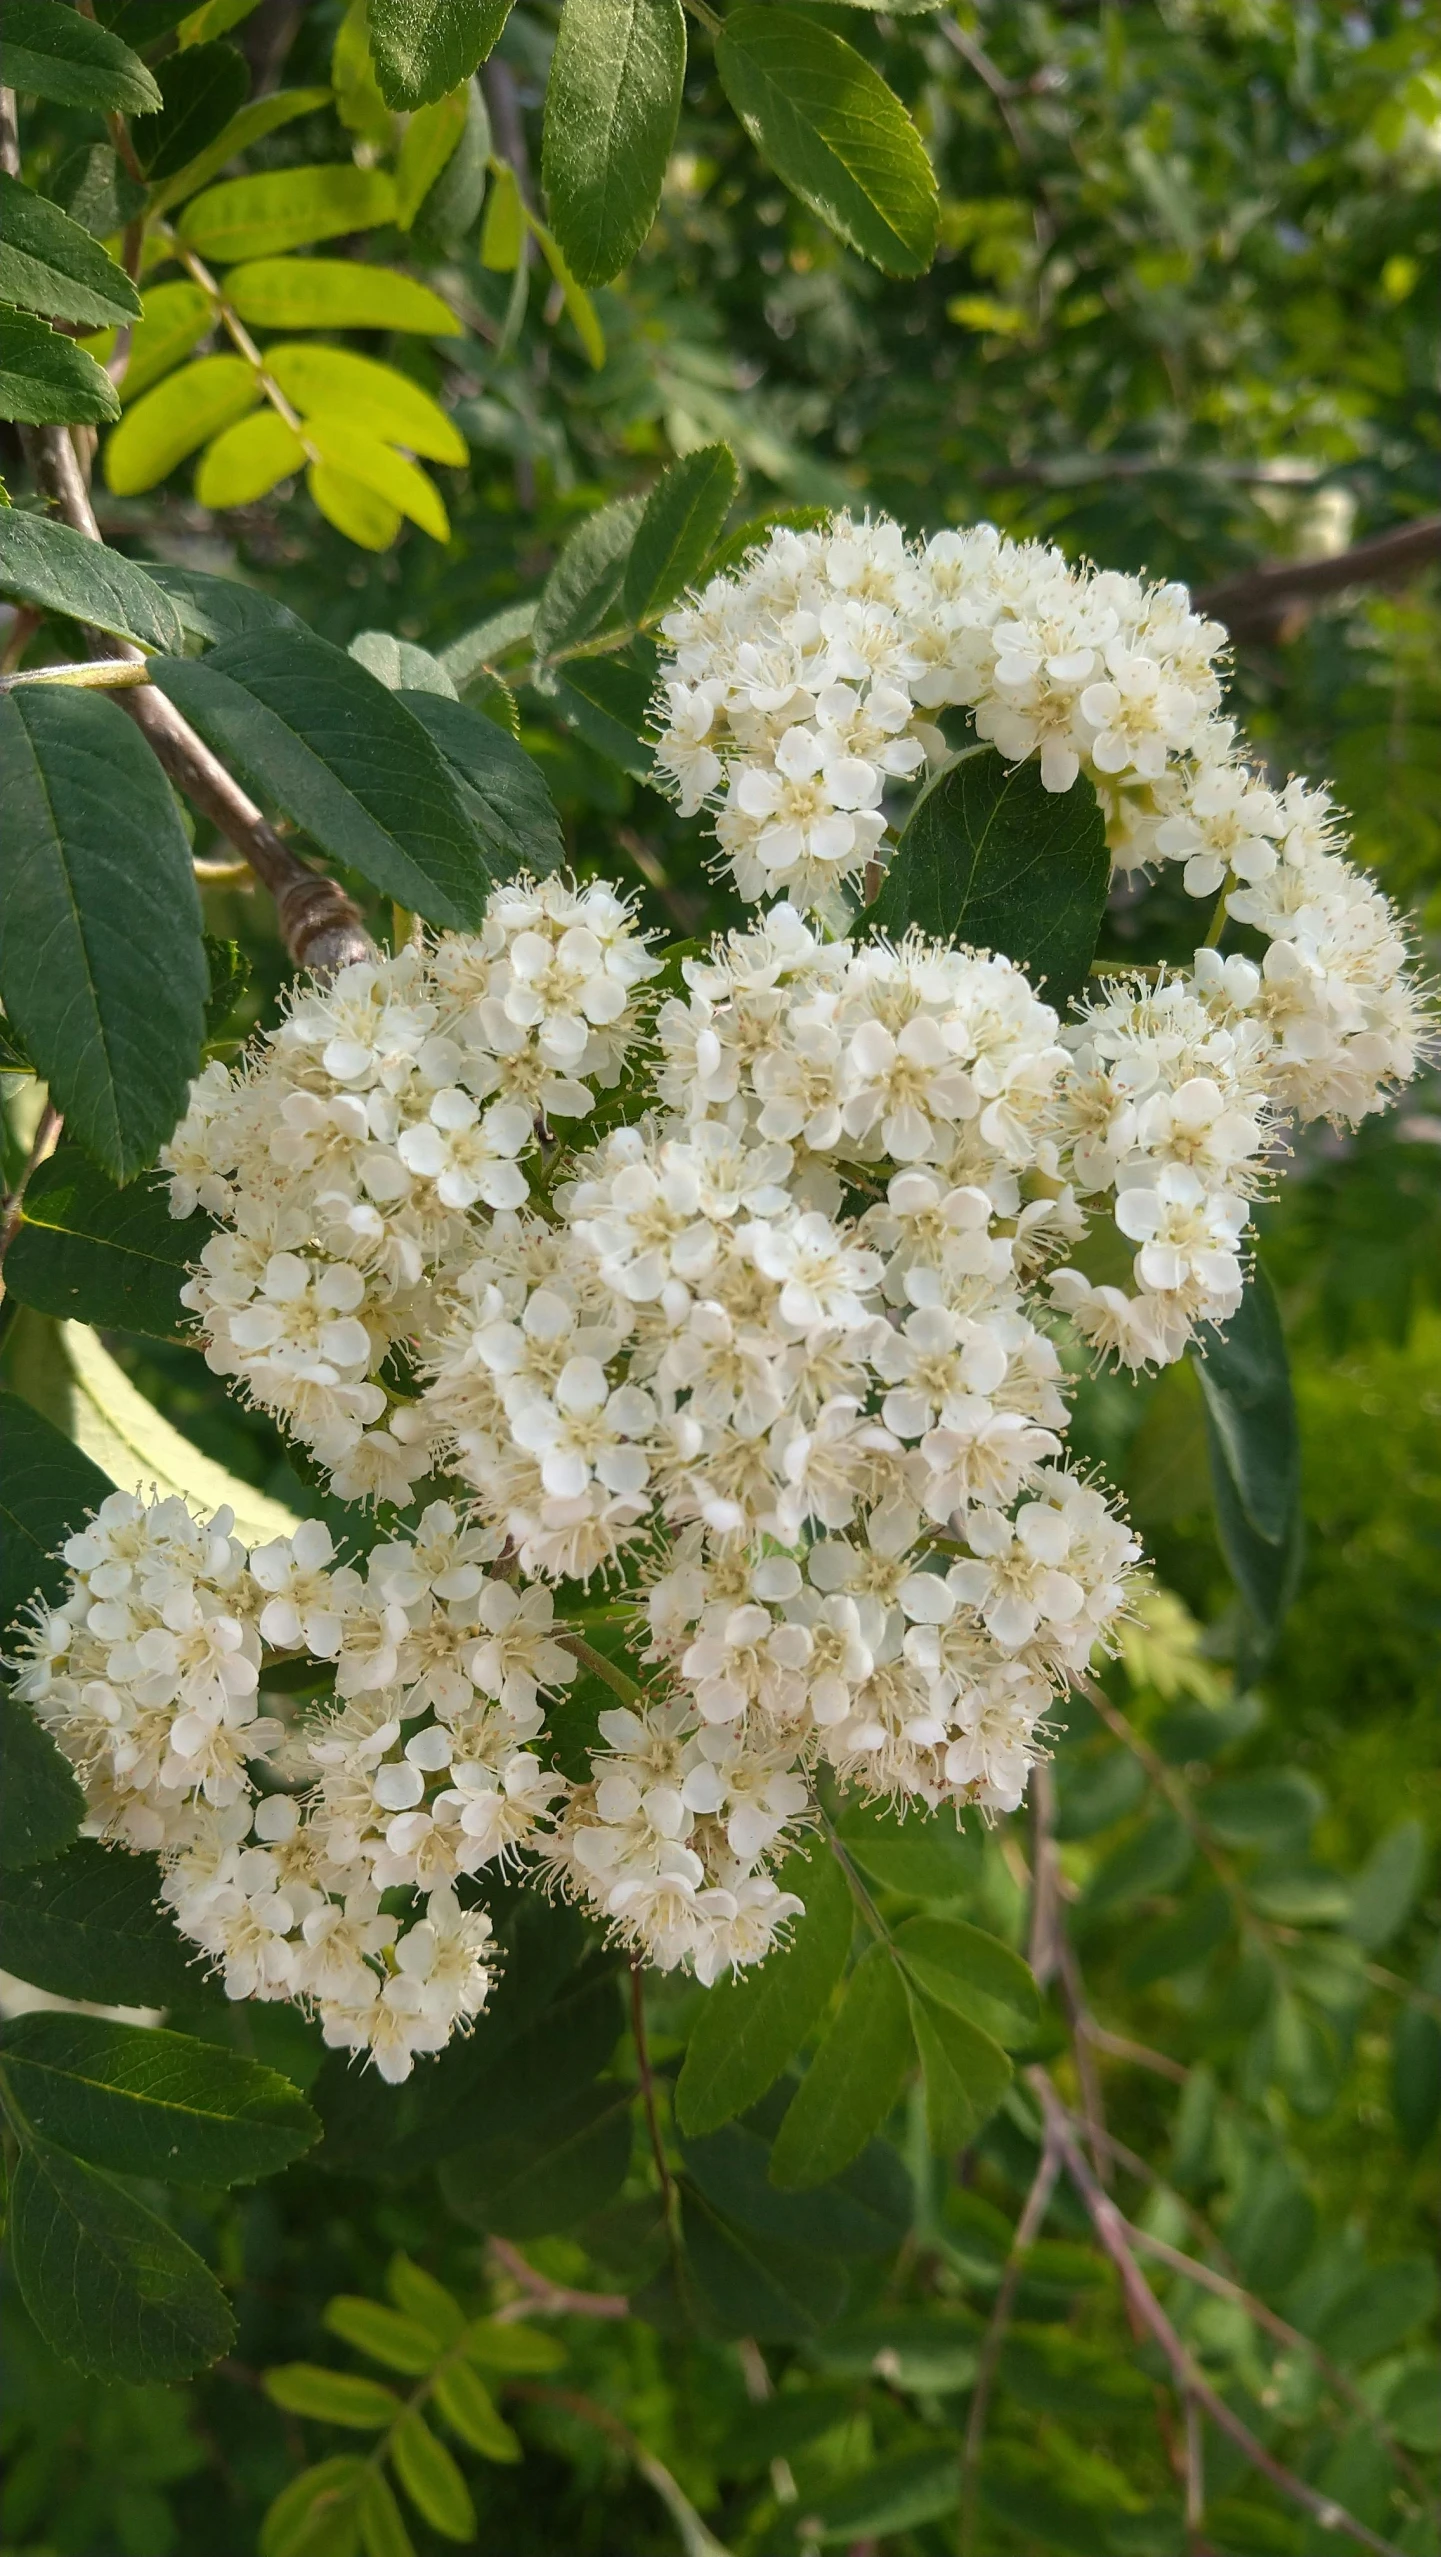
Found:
303,416 -> 449,543
224,258 -> 461,335
139,555 -> 303,643
677,1844 -> 853,2134
1392,2004 -> 1441,2152
1200,1769 -> 1321,1852
8,2134 -> 234,2382
680,2117 -> 906,2258
872,747 -> 1110,1006
4,1148 -> 202,1343
153,630 -> 492,926
411,74 -> 491,251
0,0 -> 162,115
0,1693 -> 85,1872
268,342 -> 467,464
0,1388 -> 114,1635
322,2297 -> 437,2376
133,39 -> 249,182
260,2459 -> 367,2557
460,2316 -> 567,2375
179,165 -> 399,263
203,930 -> 251,1038
892,1917 -> 1039,2046
769,1941 -> 912,2189
532,492 -> 645,660
905,1980 -> 1013,2151
356,2470 -> 416,2557
0,2013 -> 319,2183
95,0 -> 206,41
0,686 -> 206,1180
195,407 -> 306,508
680,2181 -> 848,2341
1347,1820 -> 1427,1950
0,512 -> 185,653
1076,1808 -> 1193,1921
438,2081 -> 632,2235
149,85 -> 334,214
368,0 -> 514,109
441,601 -> 536,688
1122,1886 -> 1232,1989
623,443 -> 738,624
542,0 -> 686,286
401,689 -> 565,882
386,2255 -> 466,2346
431,2361 -> 521,2463
705,502 -> 831,578
816,2309 -> 980,2391
800,2448 -> 959,2543
351,631 -> 456,697
0,1841 -> 195,2005
0,309 -> 121,425
116,278 -> 216,398
395,88 -> 468,229
390,2409 -> 476,2542
835,1795 -> 982,1898
1192,1264 -> 1303,1640
0,174 -> 142,329
264,2364 -> 401,2429
715,6 -> 938,278
46,140 -> 147,238
1313,2258 -> 1440,2367
105,353 -> 262,494
1053,1748 -> 1147,1839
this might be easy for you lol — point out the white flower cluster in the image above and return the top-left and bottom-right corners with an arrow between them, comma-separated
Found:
651,513 -> 1430,1368
418,907 -> 1140,1980
8,1491 -> 579,2082
160,876 -> 660,1507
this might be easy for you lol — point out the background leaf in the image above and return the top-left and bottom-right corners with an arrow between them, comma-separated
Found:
679,2181 -> 848,2341
622,443 -> 738,624
4,1147 -> 204,1343
871,748 -> 1111,1006
677,1843 -> 852,2133
0,686 -> 206,1179
715,7 -> 938,277
1192,1263 -> 1304,1641
532,492 -> 645,660
770,1941 -> 913,2188
7,2135 -> 235,2382
131,38 -> 250,182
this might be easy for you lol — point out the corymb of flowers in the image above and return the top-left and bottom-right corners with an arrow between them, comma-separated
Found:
11,516 -> 1431,2083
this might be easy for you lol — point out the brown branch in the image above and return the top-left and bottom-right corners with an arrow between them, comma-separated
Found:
16,419 -> 373,974
485,2235 -> 629,2323
1030,2071 -> 1411,2557
1196,516 -> 1441,638
0,1099 -> 62,1268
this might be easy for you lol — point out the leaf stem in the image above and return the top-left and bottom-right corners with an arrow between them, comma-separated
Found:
556,1632 -> 647,1706
0,658 -> 154,693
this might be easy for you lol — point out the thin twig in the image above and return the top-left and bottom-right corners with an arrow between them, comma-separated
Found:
1196,516 -> 1441,637
630,1960 -> 677,2230
557,1631 -> 647,1705
485,2235 -> 629,2322
0,1099 -> 62,1268
1079,2020 -> 1190,2085
506,2382 -> 736,2557
1031,2071 -> 1410,2557
960,2134 -> 1061,2557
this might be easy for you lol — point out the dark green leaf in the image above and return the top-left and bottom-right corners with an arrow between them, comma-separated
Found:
770,1941 -> 912,2188
1201,1769 -> 1321,1852
140,558 -> 305,645
0,1388 -> 114,1636
680,2116 -> 900,2257
1192,1263 -> 1303,1640
705,503 -> 830,577
0,173 -> 142,328
0,686 -> 206,1179
4,1147 -> 203,1343
802,2449 -> 959,2542
0,512 -> 185,654
368,0 -> 514,109
7,2134 -> 234,2382
715,6 -> 938,277
542,0 -> 687,286
0,0 -> 162,115
132,41 -> 250,183
1392,2004 -> 1441,2152
153,633 -> 491,928
1347,1820 -> 1427,1950
412,77 -> 492,252
0,308 -> 121,425
551,650 -> 656,777
531,492 -> 645,660
0,2012 -> 319,2184
399,690 -> 564,881
1075,1809 -> 1193,1922
93,1 -> 204,41
0,1691 -> 85,1872
0,1841 -> 195,2005
390,2409 -> 476,2541
816,2308 -> 982,2391
1313,2258 -> 1439,2366
680,2181 -> 848,2341
438,2081 -> 632,2235
872,747 -> 1110,1005
203,933 -> 251,1040
980,2457 -> 1119,2557
1384,2359 -> 1441,2453
1122,1886 -> 1231,1989
44,142 -> 147,238
677,1843 -> 852,2134
906,1981 -> 1012,2151
836,1794 -> 983,1898
1224,2157 -> 1315,2297
1053,1748 -> 1147,1839
893,1916 -> 1039,2045
623,444 -> 739,623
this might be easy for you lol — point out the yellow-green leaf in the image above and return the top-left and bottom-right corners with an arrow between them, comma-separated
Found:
195,406 -> 305,506
305,417 -> 449,541
120,277 -> 214,396
105,352 -> 260,493
179,165 -> 398,263
390,2409 -> 476,2541
432,2361 -> 521,2462
480,162 -> 524,271
226,259 -> 460,334
321,2296 -> 437,2376
56,1322 -> 302,1547
528,214 -> 605,368
259,2459 -> 366,2557
356,2471 -> 415,2557
266,342 -> 465,462
149,86 -> 333,215
264,2364 -> 401,2429
307,463 -> 401,551
332,0 -> 394,147
395,88 -> 468,229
